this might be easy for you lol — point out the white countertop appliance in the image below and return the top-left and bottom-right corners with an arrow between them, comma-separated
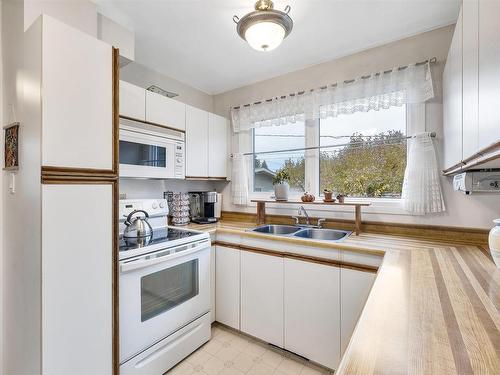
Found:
453,171 -> 500,194
119,117 -> 185,179
119,199 -> 211,375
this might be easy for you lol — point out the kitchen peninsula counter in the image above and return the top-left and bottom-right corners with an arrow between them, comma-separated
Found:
187,220 -> 500,374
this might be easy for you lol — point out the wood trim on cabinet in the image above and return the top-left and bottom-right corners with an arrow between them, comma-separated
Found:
185,176 -> 228,181
119,115 -> 186,134
214,241 -> 379,273
41,176 -> 117,184
442,140 -> 500,175
112,48 -> 120,177
41,166 -> 117,179
111,179 -> 119,375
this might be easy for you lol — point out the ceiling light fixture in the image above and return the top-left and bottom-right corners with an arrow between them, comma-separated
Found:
233,0 -> 293,52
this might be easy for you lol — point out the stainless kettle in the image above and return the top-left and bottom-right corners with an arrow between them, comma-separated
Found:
123,210 -> 153,239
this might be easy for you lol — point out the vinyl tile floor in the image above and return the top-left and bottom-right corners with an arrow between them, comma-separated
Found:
167,324 -> 334,375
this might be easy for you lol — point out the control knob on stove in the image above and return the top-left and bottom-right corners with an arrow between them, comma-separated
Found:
159,201 -> 166,208
152,201 -> 158,209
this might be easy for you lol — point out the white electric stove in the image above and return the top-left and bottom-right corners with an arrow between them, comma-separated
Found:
118,199 -> 211,375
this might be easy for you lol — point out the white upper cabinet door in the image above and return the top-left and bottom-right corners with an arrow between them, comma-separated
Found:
462,0 -> 479,160
42,184 -> 113,375
208,113 -> 228,178
145,90 -> 186,131
41,16 -> 113,170
120,80 -> 145,121
215,246 -> 240,330
284,258 -> 340,370
340,268 -> 375,355
186,105 -> 209,177
443,8 -> 463,169
479,0 -> 500,150
241,251 -> 284,347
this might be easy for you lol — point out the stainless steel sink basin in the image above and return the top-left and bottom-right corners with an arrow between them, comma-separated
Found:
249,225 -> 351,242
250,225 -> 301,235
293,228 -> 351,242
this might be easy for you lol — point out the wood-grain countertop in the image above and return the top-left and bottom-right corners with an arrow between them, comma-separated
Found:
186,220 -> 500,374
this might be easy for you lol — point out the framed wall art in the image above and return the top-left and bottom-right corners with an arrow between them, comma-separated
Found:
4,122 -> 19,170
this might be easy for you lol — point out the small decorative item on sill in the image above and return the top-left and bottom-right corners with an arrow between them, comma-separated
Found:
301,192 -> 315,202
336,194 -> 346,203
4,122 -> 19,171
488,219 -> 500,268
273,170 -> 290,201
171,192 -> 190,226
323,189 -> 334,202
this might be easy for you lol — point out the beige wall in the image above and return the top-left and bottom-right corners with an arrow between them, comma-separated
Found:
213,25 -> 500,230
213,26 -> 454,116
120,62 -> 214,113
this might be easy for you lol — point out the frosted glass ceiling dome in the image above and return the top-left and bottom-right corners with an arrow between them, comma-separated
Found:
233,0 -> 293,52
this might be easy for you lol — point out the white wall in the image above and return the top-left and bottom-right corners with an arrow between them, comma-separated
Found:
120,62 -> 214,113
24,0 -> 97,35
120,178 -> 227,200
213,25 -> 500,230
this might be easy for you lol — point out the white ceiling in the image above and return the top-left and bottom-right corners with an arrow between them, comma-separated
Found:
96,0 -> 460,95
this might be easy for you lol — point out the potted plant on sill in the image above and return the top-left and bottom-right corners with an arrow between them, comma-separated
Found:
273,170 -> 290,201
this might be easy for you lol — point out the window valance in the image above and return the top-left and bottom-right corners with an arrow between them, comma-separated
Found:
230,62 -> 434,132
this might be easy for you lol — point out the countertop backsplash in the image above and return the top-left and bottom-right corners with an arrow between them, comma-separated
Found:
119,178 -> 226,200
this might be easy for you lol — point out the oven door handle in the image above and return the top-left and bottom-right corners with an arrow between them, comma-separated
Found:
120,240 -> 210,273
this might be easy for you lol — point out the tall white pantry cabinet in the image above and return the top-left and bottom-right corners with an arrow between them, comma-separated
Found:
24,15 -> 117,375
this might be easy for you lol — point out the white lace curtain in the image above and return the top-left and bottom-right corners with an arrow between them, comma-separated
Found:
231,62 -> 434,132
402,133 -> 445,215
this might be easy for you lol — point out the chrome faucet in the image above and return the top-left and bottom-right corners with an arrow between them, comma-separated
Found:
296,206 -> 311,225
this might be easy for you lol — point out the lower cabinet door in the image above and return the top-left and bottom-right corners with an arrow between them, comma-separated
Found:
340,268 -> 376,354
210,245 -> 216,323
42,184 -> 113,375
284,258 -> 340,369
241,251 -> 284,347
215,246 -> 240,329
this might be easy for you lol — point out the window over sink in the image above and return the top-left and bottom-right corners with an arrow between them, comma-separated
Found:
250,105 -> 407,199
319,105 -> 407,198
252,121 -> 305,193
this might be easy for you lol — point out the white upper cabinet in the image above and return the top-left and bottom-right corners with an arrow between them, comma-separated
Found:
478,0 -> 500,150
40,16 -> 113,170
241,251 -> 284,347
145,90 -> 186,131
185,109 -> 228,179
186,105 -> 209,177
462,0 -> 479,160
208,113 -> 228,178
443,8 -> 463,170
443,1 -> 500,170
120,81 -> 145,121
284,258 -> 341,370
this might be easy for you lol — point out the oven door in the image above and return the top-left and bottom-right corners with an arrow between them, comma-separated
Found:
119,128 -> 177,179
119,240 -> 211,363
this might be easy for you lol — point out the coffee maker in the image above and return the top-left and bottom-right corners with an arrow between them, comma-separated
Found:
189,191 -> 220,224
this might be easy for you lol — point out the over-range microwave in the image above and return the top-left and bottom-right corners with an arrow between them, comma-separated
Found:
119,118 -> 185,179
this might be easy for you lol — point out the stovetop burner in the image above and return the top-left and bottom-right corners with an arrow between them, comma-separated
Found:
119,227 -> 199,252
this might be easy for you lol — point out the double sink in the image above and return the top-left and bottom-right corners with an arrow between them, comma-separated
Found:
249,224 -> 351,242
